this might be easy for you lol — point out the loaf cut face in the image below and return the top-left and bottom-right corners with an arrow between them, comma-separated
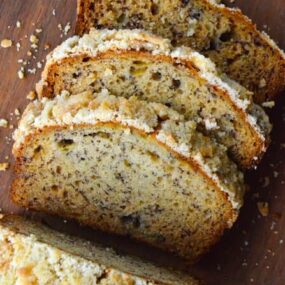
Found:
76,0 -> 285,103
37,29 -> 271,168
12,90 -> 245,260
0,215 -> 200,285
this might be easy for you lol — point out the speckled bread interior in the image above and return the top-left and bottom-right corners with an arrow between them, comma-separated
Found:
0,215 -> 201,285
76,0 -> 285,103
12,91 -> 245,260
36,29 -> 271,168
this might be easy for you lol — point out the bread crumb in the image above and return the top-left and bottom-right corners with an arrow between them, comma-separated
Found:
18,69 -> 25,79
27,68 -> 36,74
52,9 -> 56,16
257,202 -> 269,217
27,91 -> 37,100
9,124 -> 14,129
1,39 -> 12,48
30,34 -> 39,44
36,28 -> 42,34
14,108 -> 21,116
259,78 -> 267,88
262,101 -> 275,108
64,22 -> 71,35
0,163 -> 9,171
280,239 -> 284,244
0,214 -> 4,219
0,119 -> 8,128
37,62 -> 42,69
16,42 -> 21,51
16,21 -> 21,28
27,50 -> 32,56
44,43 -> 51,50
273,171 -> 279,178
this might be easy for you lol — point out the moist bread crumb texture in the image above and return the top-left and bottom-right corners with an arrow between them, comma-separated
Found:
0,215 -> 200,285
12,90 -> 245,260
36,28 -> 271,168
76,0 -> 285,103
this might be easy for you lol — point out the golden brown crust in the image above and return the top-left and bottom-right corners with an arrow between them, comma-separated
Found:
38,49 -> 268,168
76,0 -> 92,35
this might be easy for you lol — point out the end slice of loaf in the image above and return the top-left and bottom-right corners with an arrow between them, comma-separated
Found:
12,90 -> 245,260
36,28 -> 271,168
0,215 -> 201,285
76,0 -> 285,103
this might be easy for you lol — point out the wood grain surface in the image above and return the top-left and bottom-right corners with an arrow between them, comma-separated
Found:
0,1 -> 284,284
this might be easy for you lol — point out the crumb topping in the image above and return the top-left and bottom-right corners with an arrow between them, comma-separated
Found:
44,29 -> 268,141
14,90 -> 244,209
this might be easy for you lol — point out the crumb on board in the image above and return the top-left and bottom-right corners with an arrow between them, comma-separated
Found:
0,163 -> 9,171
28,68 -> 36,74
14,108 -> 20,116
16,21 -> 21,28
16,42 -> 21,51
1,39 -> 12,48
262,101 -> 275,108
0,119 -> 8,128
30,34 -> 39,44
257,202 -> 269,217
18,69 -> 25,79
273,171 -> 279,178
36,28 -> 42,34
44,43 -> 51,50
26,91 -> 37,100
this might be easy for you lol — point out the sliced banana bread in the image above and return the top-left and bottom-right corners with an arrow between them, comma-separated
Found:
36,29 -> 271,168
12,90 -> 245,261
0,215 -> 200,285
76,0 -> 285,103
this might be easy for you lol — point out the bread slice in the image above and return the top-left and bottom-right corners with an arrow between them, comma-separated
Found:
12,90 -> 245,260
75,0 -> 285,103
36,29 -> 271,168
0,215 -> 201,284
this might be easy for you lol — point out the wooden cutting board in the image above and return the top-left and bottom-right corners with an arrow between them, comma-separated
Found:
0,1 -> 284,284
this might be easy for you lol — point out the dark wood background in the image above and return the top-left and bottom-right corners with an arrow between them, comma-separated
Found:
0,1 -> 284,284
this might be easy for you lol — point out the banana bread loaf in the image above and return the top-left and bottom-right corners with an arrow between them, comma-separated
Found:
12,90 -> 245,260
75,0 -> 285,103
36,29 -> 271,168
